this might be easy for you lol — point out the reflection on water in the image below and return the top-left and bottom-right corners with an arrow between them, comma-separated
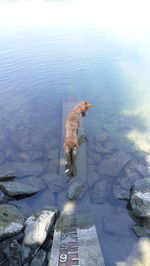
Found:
0,0 -> 150,265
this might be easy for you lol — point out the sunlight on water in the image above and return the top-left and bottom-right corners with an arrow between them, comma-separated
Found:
117,238 -> 150,266
0,0 -> 150,38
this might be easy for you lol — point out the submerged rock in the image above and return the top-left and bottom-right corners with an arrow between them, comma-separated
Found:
113,184 -> 131,200
2,238 -> 22,266
91,178 -> 110,204
98,151 -> 131,177
0,204 -> 24,240
42,174 -> 65,193
67,182 -> 85,200
23,206 -> 58,248
0,172 -> 16,181
130,178 -> 150,217
131,225 -> 148,237
0,181 -> 38,197
30,249 -> 46,266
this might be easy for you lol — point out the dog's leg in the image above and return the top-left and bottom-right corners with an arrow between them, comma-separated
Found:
72,146 -> 78,163
64,146 -> 71,167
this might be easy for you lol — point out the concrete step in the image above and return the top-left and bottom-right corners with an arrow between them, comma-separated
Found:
49,213 -> 105,266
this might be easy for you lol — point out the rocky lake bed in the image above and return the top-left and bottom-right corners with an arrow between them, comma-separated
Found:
0,127 -> 150,265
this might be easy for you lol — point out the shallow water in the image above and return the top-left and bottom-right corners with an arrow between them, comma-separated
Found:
1,0 -> 150,265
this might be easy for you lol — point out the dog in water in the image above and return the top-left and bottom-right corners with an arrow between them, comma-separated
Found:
64,101 -> 92,176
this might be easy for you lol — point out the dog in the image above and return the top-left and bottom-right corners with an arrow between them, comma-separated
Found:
64,101 -> 92,176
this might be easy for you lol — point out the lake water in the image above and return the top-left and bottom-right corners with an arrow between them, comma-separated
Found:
1,0 -> 150,265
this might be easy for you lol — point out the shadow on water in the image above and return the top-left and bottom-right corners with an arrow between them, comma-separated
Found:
0,9 -> 150,265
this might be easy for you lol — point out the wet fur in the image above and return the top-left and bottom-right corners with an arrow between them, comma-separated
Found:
64,101 -> 92,176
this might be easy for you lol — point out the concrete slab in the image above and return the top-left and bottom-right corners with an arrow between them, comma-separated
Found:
49,214 -> 105,266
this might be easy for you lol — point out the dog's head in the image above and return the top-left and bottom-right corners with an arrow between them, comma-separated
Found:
80,101 -> 92,112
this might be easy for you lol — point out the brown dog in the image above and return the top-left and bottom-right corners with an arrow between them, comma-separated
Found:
64,101 -> 92,175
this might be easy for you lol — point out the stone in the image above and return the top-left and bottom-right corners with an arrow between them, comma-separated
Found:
0,190 -> 12,204
2,239 -> 22,266
21,243 -> 31,264
0,253 -> 7,265
118,170 -> 141,190
0,172 -> 16,181
10,199 -> 33,217
124,159 -> 147,178
0,181 -> 38,197
47,149 -> 59,160
50,214 -> 105,266
30,249 -> 46,266
23,206 -> 58,248
0,204 -> 24,240
130,177 -> 150,217
103,206 -> 134,237
98,151 -> 131,176
19,150 -> 44,161
18,176 -> 46,191
30,189 -> 55,212
42,174 -> 65,193
0,162 -> 44,178
90,178 -> 110,204
87,170 -> 100,187
88,151 -> 102,162
45,160 -> 59,174
67,182 -> 85,200
95,130 -> 109,142
131,225 -> 148,237
113,185 -> 131,200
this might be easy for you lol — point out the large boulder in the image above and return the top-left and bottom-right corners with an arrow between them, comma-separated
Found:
98,151 -> 131,177
0,181 -> 38,197
130,177 -> 150,217
0,204 -> 24,240
23,206 -> 58,248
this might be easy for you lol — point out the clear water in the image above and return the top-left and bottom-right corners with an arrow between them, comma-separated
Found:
1,0 -> 150,265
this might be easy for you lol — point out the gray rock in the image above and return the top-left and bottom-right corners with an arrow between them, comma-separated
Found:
95,130 -> 109,142
125,159 -> 148,177
42,174 -> 65,193
0,190 -> 12,204
2,239 -> 22,266
0,181 -> 38,197
45,160 -> 59,174
103,206 -> 134,237
90,178 -> 110,204
113,185 -> 131,200
130,178 -> 150,217
67,182 -> 85,200
87,171 -> 100,187
19,150 -> 44,161
47,149 -> 59,160
131,225 -> 148,237
98,151 -> 131,176
30,249 -> 46,266
0,172 -> 16,181
23,206 -> 58,248
118,170 -> 141,190
31,189 -> 55,212
88,151 -> 102,162
10,199 -> 33,217
21,243 -> 31,264
0,162 -> 44,177
0,204 -> 24,240
18,176 -> 46,191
